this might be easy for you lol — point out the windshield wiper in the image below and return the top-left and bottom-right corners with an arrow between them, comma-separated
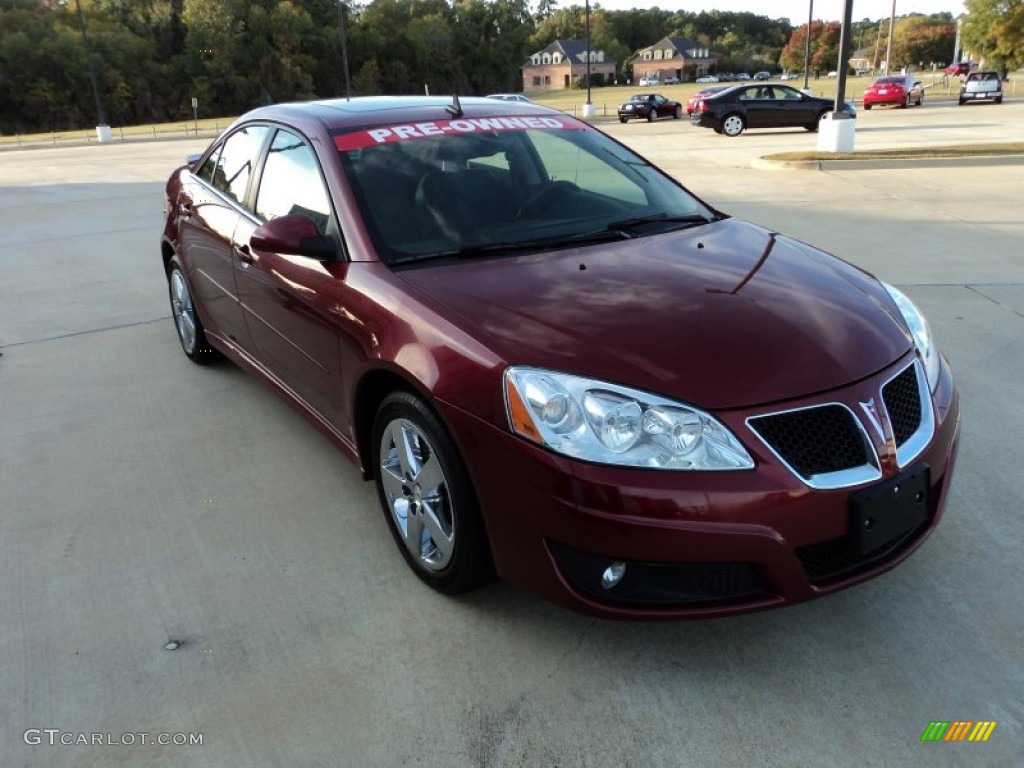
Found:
394,229 -> 632,265
605,212 -> 717,233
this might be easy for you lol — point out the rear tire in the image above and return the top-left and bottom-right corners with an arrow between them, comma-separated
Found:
167,256 -> 220,364
902,94 -> 911,109
995,96 -> 1003,104
721,113 -> 744,137
864,103 -> 872,110
619,116 -> 628,123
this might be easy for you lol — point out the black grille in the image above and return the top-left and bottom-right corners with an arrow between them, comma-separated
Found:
750,405 -> 869,478
550,543 -> 766,606
883,364 -> 922,446
795,524 -> 924,584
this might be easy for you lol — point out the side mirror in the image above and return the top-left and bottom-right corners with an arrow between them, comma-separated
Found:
186,153 -> 202,167
250,214 -> 336,258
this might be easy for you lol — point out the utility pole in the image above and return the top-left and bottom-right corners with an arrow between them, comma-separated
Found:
884,0 -> 896,76
871,18 -> 884,73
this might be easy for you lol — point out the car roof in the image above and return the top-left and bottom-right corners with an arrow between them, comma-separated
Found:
232,96 -> 560,133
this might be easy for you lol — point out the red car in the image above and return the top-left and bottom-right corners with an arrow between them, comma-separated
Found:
161,96 -> 959,619
945,62 -> 975,76
863,75 -> 925,109
686,85 -> 728,115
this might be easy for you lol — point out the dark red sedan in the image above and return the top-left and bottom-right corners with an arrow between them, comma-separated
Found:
161,96 -> 959,619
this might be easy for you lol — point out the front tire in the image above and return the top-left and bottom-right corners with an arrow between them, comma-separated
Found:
673,106 -> 682,119
372,392 -> 493,594
167,256 -> 219,364
864,103 -> 872,110
647,109 -> 657,123
902,94 -> 911,108
721,113 -> 745,136
619,115 -> 628,123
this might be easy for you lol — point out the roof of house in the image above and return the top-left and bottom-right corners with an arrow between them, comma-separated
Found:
634,35 -> 714,60
525,39 -> 617,67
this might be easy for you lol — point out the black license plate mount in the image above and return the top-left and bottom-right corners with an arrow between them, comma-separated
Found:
849,465 -> 930,556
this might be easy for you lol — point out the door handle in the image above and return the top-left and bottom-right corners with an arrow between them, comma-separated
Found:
178,202 -> 192,218
234,243 -> 254,265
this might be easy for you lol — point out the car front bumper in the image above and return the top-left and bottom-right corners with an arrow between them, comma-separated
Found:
437,353 -> 960,619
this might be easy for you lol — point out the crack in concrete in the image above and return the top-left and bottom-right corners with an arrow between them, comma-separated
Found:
0,316 -> 169,350
965,284 -> 1024,320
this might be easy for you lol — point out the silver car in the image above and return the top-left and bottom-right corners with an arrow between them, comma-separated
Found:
959,71 -> 1003,105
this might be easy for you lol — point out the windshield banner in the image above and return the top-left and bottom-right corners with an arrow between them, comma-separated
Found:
334,116 -> 577,151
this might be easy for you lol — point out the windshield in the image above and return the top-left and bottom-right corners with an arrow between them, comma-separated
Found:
334,115 -> 713,265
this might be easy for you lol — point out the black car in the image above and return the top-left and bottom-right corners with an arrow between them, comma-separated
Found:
691,84 -> 851,137
617,93 -> 683,123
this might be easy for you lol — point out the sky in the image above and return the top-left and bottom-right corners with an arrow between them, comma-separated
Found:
591,1 -> 967,22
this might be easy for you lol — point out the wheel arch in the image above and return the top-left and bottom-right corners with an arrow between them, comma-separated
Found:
353,367 -> 431,480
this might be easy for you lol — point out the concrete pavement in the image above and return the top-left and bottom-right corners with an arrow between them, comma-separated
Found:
1,108 -> 1022,766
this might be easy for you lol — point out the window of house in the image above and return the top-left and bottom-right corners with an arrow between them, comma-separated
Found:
552,53 -> 561,64
532,76 -> 541,86
544,75 -> 551,85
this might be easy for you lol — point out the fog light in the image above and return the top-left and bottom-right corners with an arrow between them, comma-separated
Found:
601,562 -> 627,590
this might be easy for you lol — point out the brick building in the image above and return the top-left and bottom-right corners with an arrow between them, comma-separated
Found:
631,36 -> 718,83
522,39 -> 617,91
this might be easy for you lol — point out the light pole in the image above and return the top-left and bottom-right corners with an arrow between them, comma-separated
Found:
583,0 -> 595,117
66,0 -> 110,141
337,1 -> 352,100
952,16 -> 962,66
803,0 -> 814,91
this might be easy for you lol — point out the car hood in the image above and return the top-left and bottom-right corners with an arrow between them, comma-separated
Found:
396,219 -> 911,410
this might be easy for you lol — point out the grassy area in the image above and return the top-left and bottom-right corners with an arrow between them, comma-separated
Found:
765,142 -> 1024,161
523,72 -> 998,114
3,73 -> 1019,146
0,116 -> 235,146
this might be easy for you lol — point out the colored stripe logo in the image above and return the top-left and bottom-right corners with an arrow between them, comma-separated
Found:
921,721 -> 997,742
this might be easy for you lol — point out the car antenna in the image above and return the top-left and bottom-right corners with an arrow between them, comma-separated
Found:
445,94 -> 464,118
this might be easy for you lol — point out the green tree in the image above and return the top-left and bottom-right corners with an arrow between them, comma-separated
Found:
963,0 -> 1024,75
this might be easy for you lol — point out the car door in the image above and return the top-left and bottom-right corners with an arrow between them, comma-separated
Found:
737,86 -> 774,128
232,127 -> 347,427
772,85 -> 817,127
176,125 -> 268,351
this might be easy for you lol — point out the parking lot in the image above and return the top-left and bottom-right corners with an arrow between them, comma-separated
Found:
2,100 -> 1022,766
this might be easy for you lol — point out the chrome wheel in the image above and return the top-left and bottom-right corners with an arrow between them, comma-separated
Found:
722,114 -> 744,136
170,269 -> 196,354
378,418 -> 454,572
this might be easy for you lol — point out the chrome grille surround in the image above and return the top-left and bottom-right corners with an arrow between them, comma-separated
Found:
883,359 -> 935,468
747,403 -> 881,490
746,358 -> 935,489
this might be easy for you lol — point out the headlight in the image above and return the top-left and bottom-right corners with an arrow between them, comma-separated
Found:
883,283 -> 940,391
504,367 -> 754,470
